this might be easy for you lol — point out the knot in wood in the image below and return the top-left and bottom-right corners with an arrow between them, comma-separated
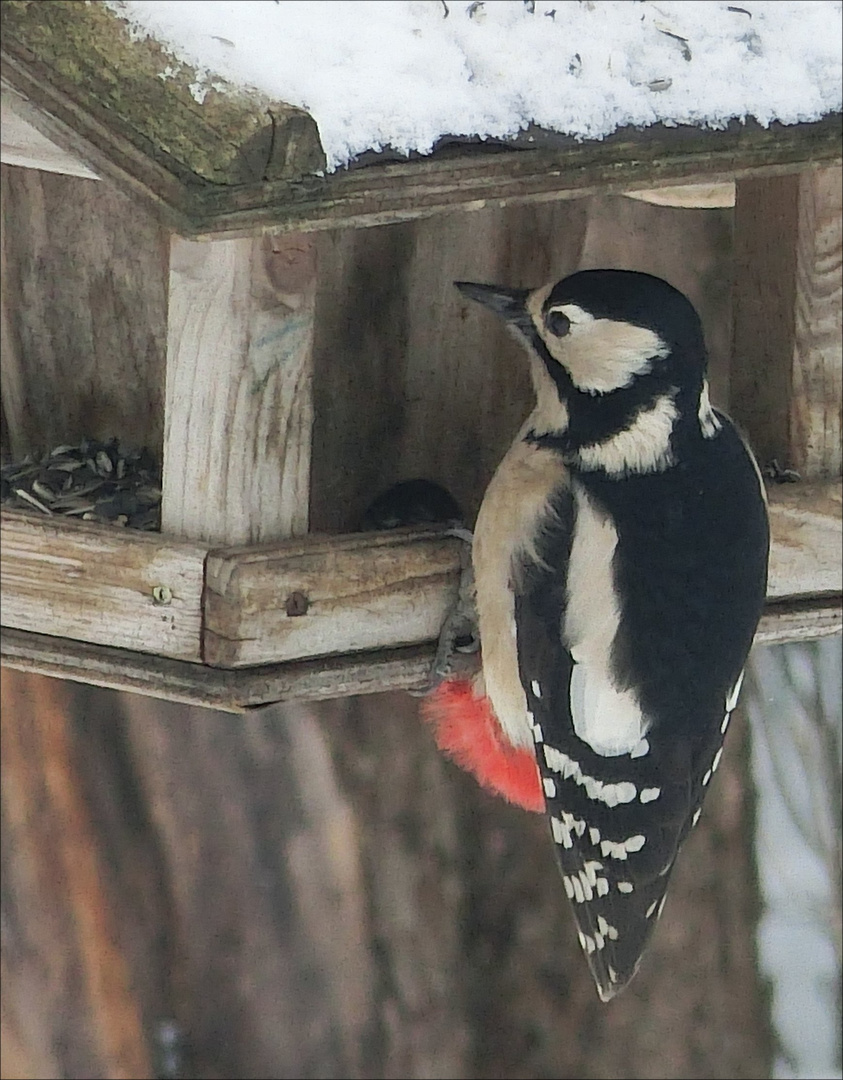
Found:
285,591 -> 309,617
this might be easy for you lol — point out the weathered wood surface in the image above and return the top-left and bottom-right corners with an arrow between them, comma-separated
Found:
0,509 -> 206,661
0,627 -> 436,712
0,0 -> 325,190
162,233 -> 315,545
204,528 -> 463,668
766,481 -> 842,599
1,85 -> 100,178
311,194 -> 737,533
193,116 -> 843,238
1,480 -> 839,677
732,166 -> 843,479
2,598 -> 839,716
0,163 -> 167,464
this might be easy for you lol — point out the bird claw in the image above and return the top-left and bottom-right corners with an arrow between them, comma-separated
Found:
411,528 -> 480,696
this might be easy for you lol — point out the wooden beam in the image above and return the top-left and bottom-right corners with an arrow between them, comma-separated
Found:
0,628 -> 437,712
2,482 -> 840,671
0,1 -> 325,188
732,166 -> 843,479
2,596 -> 839,712
191,117 -> 842,238
203,528 -> 464,668
0,509 -> 206,661
161,232 -> 315,545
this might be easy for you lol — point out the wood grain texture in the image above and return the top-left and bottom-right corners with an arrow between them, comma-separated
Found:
0,628 -> 437,712
162,233 -> 315,545
0,164 -> 167,463
732,166 -> 842,479
0,509 -> 205,661
1,86 -> 100,178
791,166 -> 842,478
1,1 -> 325,187
2,480 -> 838,678
310,195 -> 737,537
0,669 -> 152,1080
766,480 -> 842,599
192,116 -> 842,238
2,599 -> 839,715
204,528 -> 463,667
310,200 -> 590,533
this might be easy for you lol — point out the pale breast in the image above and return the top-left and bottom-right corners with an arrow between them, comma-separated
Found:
473,430 -> 567,750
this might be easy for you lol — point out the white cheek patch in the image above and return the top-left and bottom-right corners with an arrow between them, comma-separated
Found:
539,307 -> 670,394
576,393 -> 678,478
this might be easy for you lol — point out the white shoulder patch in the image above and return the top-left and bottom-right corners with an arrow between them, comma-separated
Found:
569,661 -> 647,757
564,486 -> 648,756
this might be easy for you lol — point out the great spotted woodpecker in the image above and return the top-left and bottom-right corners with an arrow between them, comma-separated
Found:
424,270 -> 769,1001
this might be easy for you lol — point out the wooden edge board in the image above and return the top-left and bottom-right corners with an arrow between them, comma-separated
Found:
203,527 -> 465,668
190,118 -> 843,237
0,508 -> 207,661
0,627 -> 436,712
202,483 -> 841,668
765,480 -> 842,600
2,482 -> 840,668
0,1 -> 325,185
1,597 -> 839,712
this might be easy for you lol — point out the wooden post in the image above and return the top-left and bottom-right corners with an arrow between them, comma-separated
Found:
162,232 -> 315,545
732,166 -> 842,479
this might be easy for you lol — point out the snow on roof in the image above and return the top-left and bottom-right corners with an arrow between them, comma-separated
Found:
108,0 -> 843,172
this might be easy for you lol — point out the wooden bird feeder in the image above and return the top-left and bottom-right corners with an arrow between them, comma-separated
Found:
1,0 -> 841,711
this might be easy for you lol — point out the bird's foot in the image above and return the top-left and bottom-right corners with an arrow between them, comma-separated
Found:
411,527 -> 480,696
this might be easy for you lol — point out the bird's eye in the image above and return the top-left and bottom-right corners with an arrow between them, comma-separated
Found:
545,309 -> 571,337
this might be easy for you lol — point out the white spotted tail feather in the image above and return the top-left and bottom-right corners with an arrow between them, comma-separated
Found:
527,671 -> 744,1002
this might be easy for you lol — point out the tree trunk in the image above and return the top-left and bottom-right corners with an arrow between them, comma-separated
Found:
1,670 -> 771,1079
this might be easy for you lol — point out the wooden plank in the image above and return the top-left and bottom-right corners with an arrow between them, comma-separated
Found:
731,166 -> 842,479
206,482 -> 840,668
622,182 -> 734,208
2,482 -> 837,673
0,162 -> 167,463
0,509 -> 206,661
766,481 -> 842,599
0,628 -> 436,712
1,86 -> 100,178
755,598 -> 843,647
161,232 -> 315,545
191,117 -> 842,238
203,528 -> 464,668
3,594 -> 839,712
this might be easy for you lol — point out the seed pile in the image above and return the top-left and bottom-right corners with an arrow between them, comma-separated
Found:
1,439 -> 162,530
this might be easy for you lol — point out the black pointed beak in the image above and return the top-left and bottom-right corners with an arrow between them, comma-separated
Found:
455,281 -> 530,321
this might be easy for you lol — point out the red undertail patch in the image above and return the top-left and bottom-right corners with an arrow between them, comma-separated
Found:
422,678 -> 544,813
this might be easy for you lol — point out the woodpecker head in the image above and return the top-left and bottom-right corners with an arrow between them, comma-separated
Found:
456,270 -> 717,477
